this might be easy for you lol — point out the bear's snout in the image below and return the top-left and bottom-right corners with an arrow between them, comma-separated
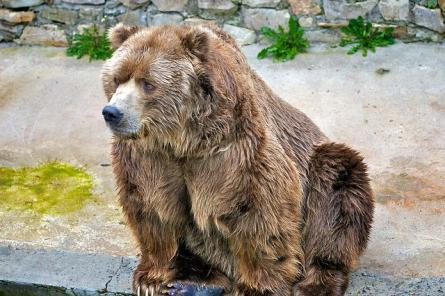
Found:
102,105 -> 123,126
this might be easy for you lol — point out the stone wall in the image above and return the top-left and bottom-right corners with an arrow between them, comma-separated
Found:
0,0 -> 444,47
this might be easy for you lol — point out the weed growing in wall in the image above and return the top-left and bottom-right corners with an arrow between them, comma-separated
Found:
258,16 -> 309,62
67,24 -> 114,61
340,16 -> 395,57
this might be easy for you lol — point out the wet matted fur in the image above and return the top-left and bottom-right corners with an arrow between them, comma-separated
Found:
101,23 -> 374,296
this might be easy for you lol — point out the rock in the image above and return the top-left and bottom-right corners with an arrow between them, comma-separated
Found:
41,7 -> 78,25
76,23 -> 94,33
104,1 -> 126,15
318,21 -> 348,28
62,0 -> 105,4
118,0 -> 150,9
368,4 -> 384,22
2,0 -> 44,8
412,5 -> 445,33
0,21 -> 24,35
407,26 -> 443,42
0,22 -> 24,41
152,0 -> 189,12
183,17 -> 218,26
103,0 -> 120,8
117,9 -> 147,26
375,68 -> 390,75
17,25 -> 68,47
0,31 -> 14,41
197,0 -> 238,14
0,9 -> 35,23
242,8 -> 290,31
241,0 -> 280,8
288,0 -> 322,15
393,25 -> 408,39
378,0 -> 409,21
0,32 -> 7,42
223,24 -> 256,45
224,14 -> 243,26
305,29 -> 341,44
78,7 -> 103,22
323,0 -> 378,20
439,0 -> 445,10
298,16 -> 314,28
149,13 -> 183,26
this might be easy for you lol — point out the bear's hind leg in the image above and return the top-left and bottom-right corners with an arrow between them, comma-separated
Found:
295,142 -> 374,296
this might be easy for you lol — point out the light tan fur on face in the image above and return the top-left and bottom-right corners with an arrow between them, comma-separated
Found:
106,79 -> 142,135
102,23 -> 374,296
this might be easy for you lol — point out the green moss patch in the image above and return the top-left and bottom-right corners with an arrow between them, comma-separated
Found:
0,162 -> 95,215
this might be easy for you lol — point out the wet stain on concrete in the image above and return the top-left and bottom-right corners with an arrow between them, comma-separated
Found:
0,162 -> 97,215
430,101 -> 445,113
374,173 -> 445,203
372,158 -> 445,208
0,75 -> 32,109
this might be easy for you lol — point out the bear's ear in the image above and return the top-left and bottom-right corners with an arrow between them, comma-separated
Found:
181,28 -> 209,61
108,23 -> 140,49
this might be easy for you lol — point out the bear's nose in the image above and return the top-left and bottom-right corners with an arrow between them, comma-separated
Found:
102,105 -> 123,125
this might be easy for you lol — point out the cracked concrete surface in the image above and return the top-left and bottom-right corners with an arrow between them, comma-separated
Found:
0,42 -> 444,294
0,245 -> 136,295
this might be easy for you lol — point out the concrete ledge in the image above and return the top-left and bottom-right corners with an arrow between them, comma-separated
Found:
348,272 -> 445,295
1,245 -> 444,295
0,244 -> 136,296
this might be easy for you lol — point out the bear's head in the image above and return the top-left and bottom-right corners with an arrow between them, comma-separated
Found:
101,23 -> 247,153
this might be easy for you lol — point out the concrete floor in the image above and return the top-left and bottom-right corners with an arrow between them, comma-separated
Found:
0,42 -> 444,289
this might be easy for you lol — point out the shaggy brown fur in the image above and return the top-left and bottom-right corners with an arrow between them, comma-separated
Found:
102,23 -> 374,296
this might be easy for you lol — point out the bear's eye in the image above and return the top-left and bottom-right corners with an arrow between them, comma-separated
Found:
140,80 -> 155,93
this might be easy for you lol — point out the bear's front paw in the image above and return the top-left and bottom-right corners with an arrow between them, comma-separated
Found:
136,282 -> 177,296
135,284 -> 164,296
133,270 -> 169,296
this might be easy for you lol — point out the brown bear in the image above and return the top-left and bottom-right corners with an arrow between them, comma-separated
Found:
101,23 -> 374,296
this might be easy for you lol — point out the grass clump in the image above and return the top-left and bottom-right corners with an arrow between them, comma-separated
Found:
67,24 -> 114,61
258,16 -> 309,62
425,0 -> 438,8
340,16 -> 395,57
0,162 -> 95,215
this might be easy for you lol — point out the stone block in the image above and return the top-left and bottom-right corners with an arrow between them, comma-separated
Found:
17,24 -> 68,47
62,0 -> 105,4
223,24 -> 256,45
378,0 -> 409,21
241,0 -> 280,8
117,9 -> 147,26
152,0 -> 189,12
0,9 -> 35,23
323,0 -> 378,20
41,7 -> 78,25
149,13 -> 184,26
198,0 -> 238,14
2,0 -> 44,8
289,0 -> 322,15
412,5 -> 445,33
242,8 -> 290,31
118,0 -> 150,9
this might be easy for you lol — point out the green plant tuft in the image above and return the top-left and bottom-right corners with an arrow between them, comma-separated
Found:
425,0 -> 438,8
66,24 -> 114,61
340,16 -> 395,57
258,16 -> 309,62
